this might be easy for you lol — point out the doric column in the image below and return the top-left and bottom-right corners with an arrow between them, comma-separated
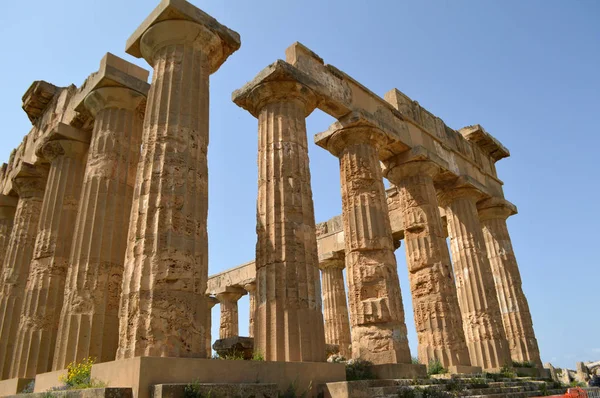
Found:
118,15 -> 240,359
0,163 -> 48,380
232,62 -> 326,362
319,253 -> 351,359
316,115 -> 411,365
243,282 -> 256,338
11,131 -> 89,379
438,185 -> 511,369
205,296 -> 219,355
217,290 -> 245,339
384,159 -> 470,368
0,196 -> 17,277
53,87 -> 146,370
478,198 -> 542,367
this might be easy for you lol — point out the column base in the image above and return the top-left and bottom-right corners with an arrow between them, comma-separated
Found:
88,357 -> 345,398
33,369 -> 67,392
368,363 -> 427,379
486,366 -> 551,378
0,377 -> 34,396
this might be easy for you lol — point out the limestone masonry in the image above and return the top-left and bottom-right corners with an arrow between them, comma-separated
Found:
0,0 -> 544,396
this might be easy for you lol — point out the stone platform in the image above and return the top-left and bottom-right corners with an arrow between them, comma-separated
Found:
53,357 -> 344,398
153,383 -> 277,398
369,363 -> 427,379
0,378 -> 33,396
5,388 -> 132,398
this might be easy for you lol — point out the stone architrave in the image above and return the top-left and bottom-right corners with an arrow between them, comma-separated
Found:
232,61 -> 326,362
117,2 -> 240,359
0,196 -> 17,277
53,87 -> 147,371
217,289 -> 246,339
478,197 -> 542,367
243,282 -> 256,338
0,163 -> 48,380
438,183 -> 511,369
319,253 -> 351,359
205,296 -> 219,355
316,115 -> 412,365
384,158 -> 471,368
11,129 -> 89,379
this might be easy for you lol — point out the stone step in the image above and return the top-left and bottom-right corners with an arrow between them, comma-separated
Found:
152,383 -> 279,398
369,384 -> 546,396
466,388 -> 565,398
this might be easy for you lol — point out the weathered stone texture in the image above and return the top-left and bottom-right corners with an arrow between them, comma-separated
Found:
0,196 -> 17,277
323,122 -> 411,365
479,198 -> 542,367
0,165 -> 48,379
217,291 -> 244,339
233,72 -> 326,362
385,160 -> 470,368
53,88 -> 145,370
11,138 -> 88,378
244,282 -> 256,338
439,188 -> 511,369
205,296 -> 219,354
320,255 -> 351,359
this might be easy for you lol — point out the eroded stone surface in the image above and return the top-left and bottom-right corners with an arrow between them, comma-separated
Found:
320,254 -> 351,359
217,290 -> 245,339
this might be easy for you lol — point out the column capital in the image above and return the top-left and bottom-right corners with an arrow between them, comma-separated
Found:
243,282 -> 256,293
318,251 -> 345,270
382,146 -> 449,182
477,197 -> 517,221
11,162 -> 48,198
315,112 -> 390,157
206,296 -> 219,309
216,288 -> 246,303
84,87 -> 147,117
232,60 -> 318,118
126,1 -> 240,73
0,195 -> 18,220
437,176 -> 489,208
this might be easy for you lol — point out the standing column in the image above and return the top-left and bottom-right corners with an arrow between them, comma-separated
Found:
12,136 -> 88,378
243,282 -> 256,338
53,87 -> 146,370
320,255 -> 352,359
478,198 -> 542,367
0,164 -> 48,380
316,117 -> 411,364
205,296 -> 219,355
0,196 -> 17,277
217,290 -> 245,339
438,186 -> 511,369
118,16 -> 240,359
232,63 -> 326,362
384,160 -> 470,368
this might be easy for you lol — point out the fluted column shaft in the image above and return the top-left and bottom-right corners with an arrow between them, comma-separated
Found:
330,127 -> 411,364
53,87 -> 145,370
385,161 -> 470,367
479,200 -> 542,367
0,197 -> 17,278
440,189 -> 510,369
320,258 -> 351,359
118,20 -> 223,359
249,81 -> 325,362
12,140 -> 88,378
217,292 -> 244,339
244,283 -> 256,338
0,169 -> 47,379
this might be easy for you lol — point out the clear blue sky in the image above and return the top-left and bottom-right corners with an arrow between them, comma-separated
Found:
0,0 -> 598,369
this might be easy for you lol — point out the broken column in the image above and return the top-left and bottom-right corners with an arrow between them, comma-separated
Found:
244,282 -> 256,338
117,2 -> 241,359
315,114 -> 411,364
438,181 -> 511,369
384,155 -> 471,368
478,197 -> 542,367
11,125 -> 89,378
232,61 -> 326,362
0,163 -> 48,380
217,289 -> 246,339
0,196 -> 17,276
53,55 -> 149,370
319,253 -> 351,359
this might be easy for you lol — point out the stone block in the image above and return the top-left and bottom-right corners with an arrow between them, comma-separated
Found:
90,357 -> 345,398
368,363 -> 427,379
0,378 -> 34,396
5,388 -> 132,398
33,369 -> 67,393
22,81 -> 59,123
322,380 -> 374,398
447,365 -> 483,375
207,261 -> 255,295
153,383 -> 277,398
213,337 -> 254,360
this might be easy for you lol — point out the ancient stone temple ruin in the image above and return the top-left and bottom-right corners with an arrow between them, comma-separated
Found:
0,1 -> 550,397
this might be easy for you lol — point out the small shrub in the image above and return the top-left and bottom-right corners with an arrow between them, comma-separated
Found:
345,359 -> 375,381
414,387 -> 453,398
569,380 -> 586,387
411,356 -> 421,365
397,387 -> 417,398
327,354 -> 346,363
512,360 -> 535,368
538,383 -> 549,396
184,380 -> 214,398
252,351 -> 265,361
427,359 -> 448,376
444,379 -> 464,393
467,378 -> 489,389
58,357 -> 106,390
20,381 -> 34,394
278,380 -> 311,398
499,364 -> 517,379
